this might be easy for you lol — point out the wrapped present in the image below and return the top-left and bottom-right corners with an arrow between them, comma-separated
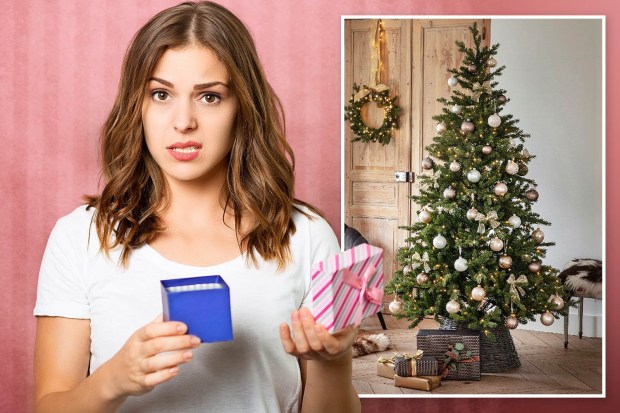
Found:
311,243 -> 384,333
394,353 -> 442,377
161,275 -> 233,343
376,356 -> 395,379
416,329 -> 481,380
394,374 -> 442,391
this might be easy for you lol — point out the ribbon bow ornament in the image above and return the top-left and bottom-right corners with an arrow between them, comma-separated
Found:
432,170 -> 442,188
411,252 -> 431,273
475,210 -> 500,234
353,84 -> 390,102
342,264 -> 384,326
507,274 -> 529,299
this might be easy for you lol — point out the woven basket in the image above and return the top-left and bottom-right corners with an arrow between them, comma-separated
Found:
416,329 -> 480,380
440,319 -> 520,373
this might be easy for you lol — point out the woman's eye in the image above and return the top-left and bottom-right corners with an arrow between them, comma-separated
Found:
152,90 -> 170,101
200,93 -> 221,104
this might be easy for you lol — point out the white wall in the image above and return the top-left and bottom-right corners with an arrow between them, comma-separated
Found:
491,19 -> 603,336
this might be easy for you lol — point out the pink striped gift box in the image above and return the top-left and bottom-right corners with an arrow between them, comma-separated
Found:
311,243 -> 384,333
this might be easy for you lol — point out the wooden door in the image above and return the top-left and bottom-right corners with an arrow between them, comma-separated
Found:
344,18 -> 489,288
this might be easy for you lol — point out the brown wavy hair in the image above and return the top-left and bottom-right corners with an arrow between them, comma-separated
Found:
85,1 -> 319,269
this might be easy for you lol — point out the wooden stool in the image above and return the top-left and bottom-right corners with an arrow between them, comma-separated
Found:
559,259 -> 602,348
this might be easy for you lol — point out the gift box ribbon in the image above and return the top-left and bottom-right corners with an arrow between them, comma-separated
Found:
378,350 -> 424,376
343,264 -> 384,326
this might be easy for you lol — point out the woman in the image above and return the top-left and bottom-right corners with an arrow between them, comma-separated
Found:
33,2 -> 360,412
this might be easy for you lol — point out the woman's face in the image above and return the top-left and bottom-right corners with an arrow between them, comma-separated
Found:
142,45 -> 238,185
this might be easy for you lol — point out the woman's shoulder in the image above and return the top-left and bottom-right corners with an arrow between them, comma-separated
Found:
55,204 -> 96,231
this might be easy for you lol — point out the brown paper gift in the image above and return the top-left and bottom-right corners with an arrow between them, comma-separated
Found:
394,374 -> 442,391
376,358 -> 395,379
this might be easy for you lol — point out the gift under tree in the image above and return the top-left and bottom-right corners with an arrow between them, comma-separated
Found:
386,24 -> 569,349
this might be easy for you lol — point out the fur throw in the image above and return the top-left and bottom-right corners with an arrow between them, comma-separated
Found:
559,258 -> 602,299
352,329 -> 391,358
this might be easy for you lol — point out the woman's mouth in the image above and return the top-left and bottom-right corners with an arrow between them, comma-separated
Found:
167,141 -> 202,161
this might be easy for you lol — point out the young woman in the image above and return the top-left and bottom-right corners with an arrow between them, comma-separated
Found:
33,2 -> 360,412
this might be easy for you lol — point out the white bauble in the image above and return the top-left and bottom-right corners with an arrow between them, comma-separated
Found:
467,169 -> 481,183
489,237 -> 504,252
488,113 -> 502,127
482,145 -> 493,155
418,210 -> 432,223
449,161 -> 461,172
389,298 -> 403,315
443,186 -> 456,199
454,257 -> 468,272
494,182 -> 508,196
447,76 -> 458,87
508,214 -> 522,228
451,104 -> 462,114
446,300 -> 461,314
466,208 -> 478,220
506,160 -> 519,175
433,234 -> 447,249
471,285 -> 486,301
540,311 -> 555,326
403,265 -> 412,275
436,122 -> 447,133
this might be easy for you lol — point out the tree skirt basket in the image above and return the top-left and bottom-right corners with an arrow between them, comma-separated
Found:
440,319 -> 520,373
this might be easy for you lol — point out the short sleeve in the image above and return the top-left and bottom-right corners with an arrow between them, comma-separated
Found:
300,211 -> 340,309
33,214 -> 90,319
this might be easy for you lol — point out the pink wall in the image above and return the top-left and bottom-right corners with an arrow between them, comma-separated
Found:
1,0 -> 618,412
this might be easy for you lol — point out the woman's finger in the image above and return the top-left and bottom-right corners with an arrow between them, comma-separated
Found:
279,323 -> 297,355
138,321 -> 188,342
290,311 -> 310,353
298,308 -> 323,352
140,349 -> 193,373
314,323 -> 343,355
143,334 -> 200,357
141,366 -> 180,389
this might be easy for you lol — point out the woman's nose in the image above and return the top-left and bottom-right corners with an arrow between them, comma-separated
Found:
173,100 -> 197,132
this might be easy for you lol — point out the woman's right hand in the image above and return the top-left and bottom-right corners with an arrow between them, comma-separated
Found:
104,314 -> 201,399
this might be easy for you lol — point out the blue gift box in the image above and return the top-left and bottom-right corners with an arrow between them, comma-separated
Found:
161,275 -> 233,343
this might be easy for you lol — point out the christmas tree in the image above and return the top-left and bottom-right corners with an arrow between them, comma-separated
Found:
386,24 -> 568,337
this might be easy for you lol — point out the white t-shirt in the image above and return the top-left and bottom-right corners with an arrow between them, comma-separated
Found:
34,204 -> 340,413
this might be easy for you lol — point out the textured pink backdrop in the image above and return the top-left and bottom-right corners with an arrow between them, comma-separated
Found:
0,0 -> 617,412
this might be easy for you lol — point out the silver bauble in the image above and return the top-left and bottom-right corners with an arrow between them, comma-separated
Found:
446,299 -> 461,314
451,104 -> 462,114
488,113 -> 502,127
433,234 -> 447,249
436,122 -> 447,133
532,228 -> 545,243
487,57 -> 497,68
454,257 -> 468,272
467,169 -> 481,183
540,311 -> 555,326
508,214 -> 522,228
494,182 -> 508,196
461,121 -> 475,133
403,265 -> 412,275
498,94 -> 507,103
489,237 -> 504,252
422,156 -> 435,170
466,208 -> 478,220
449,161 -> 461,172
418,209 -> 432,224
389,298 -> 403,315
505,315 -> 518,329
505,160 -> 519,175
416,272 -> 429,284
447,76 -> 458,87
551,296 -> 565,310
528,261 -> 541,273
499,255 -> 513,269
471,285 -> 486,301
482,145 -> 493,155
525,189 -> 539,201
443,186 -> 456,199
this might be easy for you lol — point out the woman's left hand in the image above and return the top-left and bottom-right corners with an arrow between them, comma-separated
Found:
279,307 -> 358,362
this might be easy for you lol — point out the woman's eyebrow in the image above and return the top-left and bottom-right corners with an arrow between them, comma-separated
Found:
148,77 -> 229,89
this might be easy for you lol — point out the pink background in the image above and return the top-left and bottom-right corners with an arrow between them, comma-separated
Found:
0,0 -> 616,412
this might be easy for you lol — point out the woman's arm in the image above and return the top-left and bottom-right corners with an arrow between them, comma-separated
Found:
280,308 -> 361,413
34,315 -> 200,413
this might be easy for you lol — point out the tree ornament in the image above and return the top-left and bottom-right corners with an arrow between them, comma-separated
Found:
532,228 -> 545,243
494,182 -> 508,196
454,257 -> 468,272
443,186 -> 456,199
518,164 -> 528,176
447,76 -> 458,87
433,234 -> 447,249
505,160 -> 519,175
528,261 -> 541,273
540,311 -> 555,326
505,314 -> 518,329
411,287 -> 418,298
508,214 -> 521,228
489,237 -> 504,252
525,189 -> 539,201
521,148 -> 531,159
488,113 -> 502,127
487,57 -> 497,68
416,272 -> 429,284
499,255 -> 513,269
466,208 -> 478,220
467,64 -> 476,72
344,83 -> 401,145
449,161 -> 461,172
446,299 -> 461,314
471,285 -> 486,301
436,122 -> 447,133
403,264 -> 412,275
482,145 -> 493,155
389,298 -> 403,315
461,121 -> 475,133
418,209 -> 432,224
498,94 -> 507,103
466,169 -> 481,183
421,156 -> 435,170
451,104 -> 462,114
551,295 -> 565,310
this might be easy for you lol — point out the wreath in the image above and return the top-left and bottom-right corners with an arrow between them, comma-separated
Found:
344,83 -> 400,145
